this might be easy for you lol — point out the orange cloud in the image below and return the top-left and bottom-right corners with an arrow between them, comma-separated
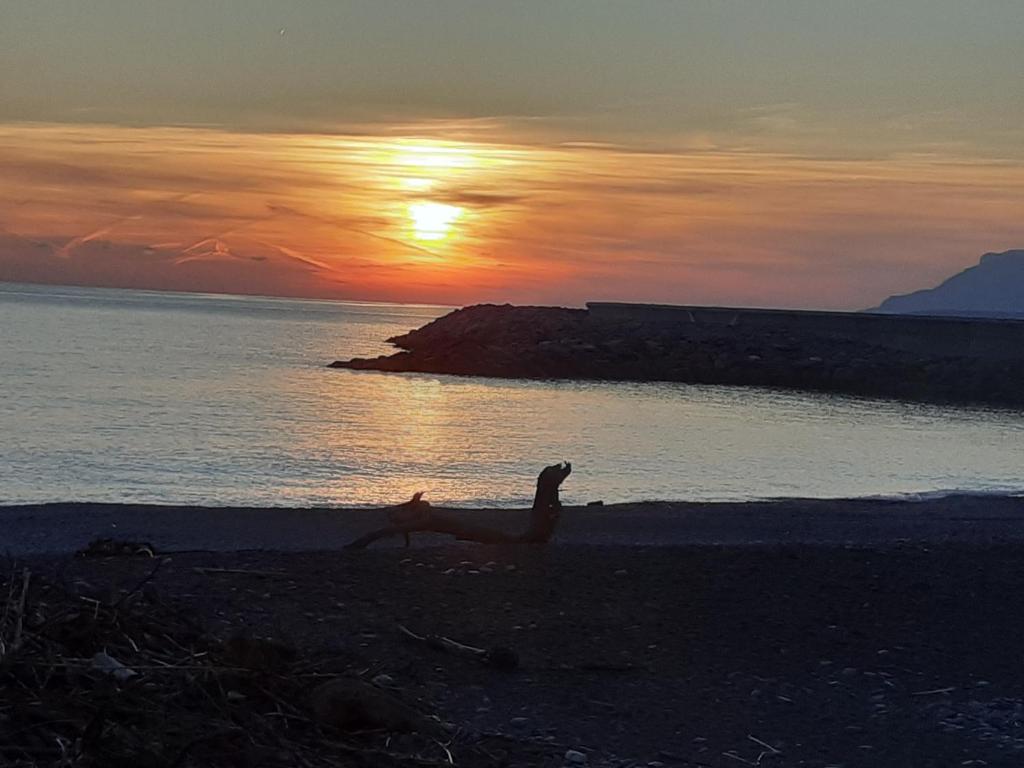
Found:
1,121 -> 1024,308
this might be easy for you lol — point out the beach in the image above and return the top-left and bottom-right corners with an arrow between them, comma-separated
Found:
6,497 -> 1024,766
5,287 -> 1024,765
5,495 -> 1024,555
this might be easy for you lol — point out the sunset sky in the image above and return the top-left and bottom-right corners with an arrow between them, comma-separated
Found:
2,1 -> 1023,308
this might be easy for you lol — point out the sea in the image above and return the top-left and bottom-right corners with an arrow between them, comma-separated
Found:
3,282 -> 1024,508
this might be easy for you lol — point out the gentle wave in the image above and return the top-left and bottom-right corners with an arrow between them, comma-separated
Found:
4,284 -> 1024,507
855,487 -> 1024,503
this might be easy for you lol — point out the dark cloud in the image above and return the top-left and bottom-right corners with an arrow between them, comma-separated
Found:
437,191 -> 526,208
0,233 -> 343,299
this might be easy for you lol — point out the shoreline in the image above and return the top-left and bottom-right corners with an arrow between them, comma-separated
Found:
5,493 -> 1024,555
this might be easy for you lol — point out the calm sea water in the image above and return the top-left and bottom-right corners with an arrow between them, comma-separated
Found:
3,282 -> 1024,508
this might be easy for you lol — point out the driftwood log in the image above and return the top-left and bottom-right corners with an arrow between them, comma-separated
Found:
346,462 -> 572,549
397,623 -> 520,670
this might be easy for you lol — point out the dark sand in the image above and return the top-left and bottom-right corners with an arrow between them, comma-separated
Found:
16,542 -> 1024,767
5,496 -> 1024,765
5,494 -> 1024,555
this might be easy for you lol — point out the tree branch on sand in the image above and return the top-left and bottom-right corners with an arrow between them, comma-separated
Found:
345,462 -> 572,549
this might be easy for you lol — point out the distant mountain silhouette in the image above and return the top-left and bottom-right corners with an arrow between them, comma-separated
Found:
872,249 -> 1024,318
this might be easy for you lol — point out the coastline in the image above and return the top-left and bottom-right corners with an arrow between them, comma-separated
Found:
5,493 -> 1024,555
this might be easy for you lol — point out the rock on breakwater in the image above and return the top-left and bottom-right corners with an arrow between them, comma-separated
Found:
330,303 -> 1024,406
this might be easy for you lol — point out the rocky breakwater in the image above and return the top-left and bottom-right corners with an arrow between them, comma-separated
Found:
330,304 -> 1024,406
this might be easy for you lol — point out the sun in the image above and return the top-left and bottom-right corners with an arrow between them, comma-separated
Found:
408,201 -> 463,241
395,144 -> 474,170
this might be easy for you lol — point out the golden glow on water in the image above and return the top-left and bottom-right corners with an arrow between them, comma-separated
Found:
8,286 -> 1024,508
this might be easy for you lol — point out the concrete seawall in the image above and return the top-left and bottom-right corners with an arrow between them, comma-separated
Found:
588,302 -> 1024,362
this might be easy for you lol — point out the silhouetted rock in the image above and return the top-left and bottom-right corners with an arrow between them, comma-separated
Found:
329,303 -> 1024,406
873,249 -> 1024,317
